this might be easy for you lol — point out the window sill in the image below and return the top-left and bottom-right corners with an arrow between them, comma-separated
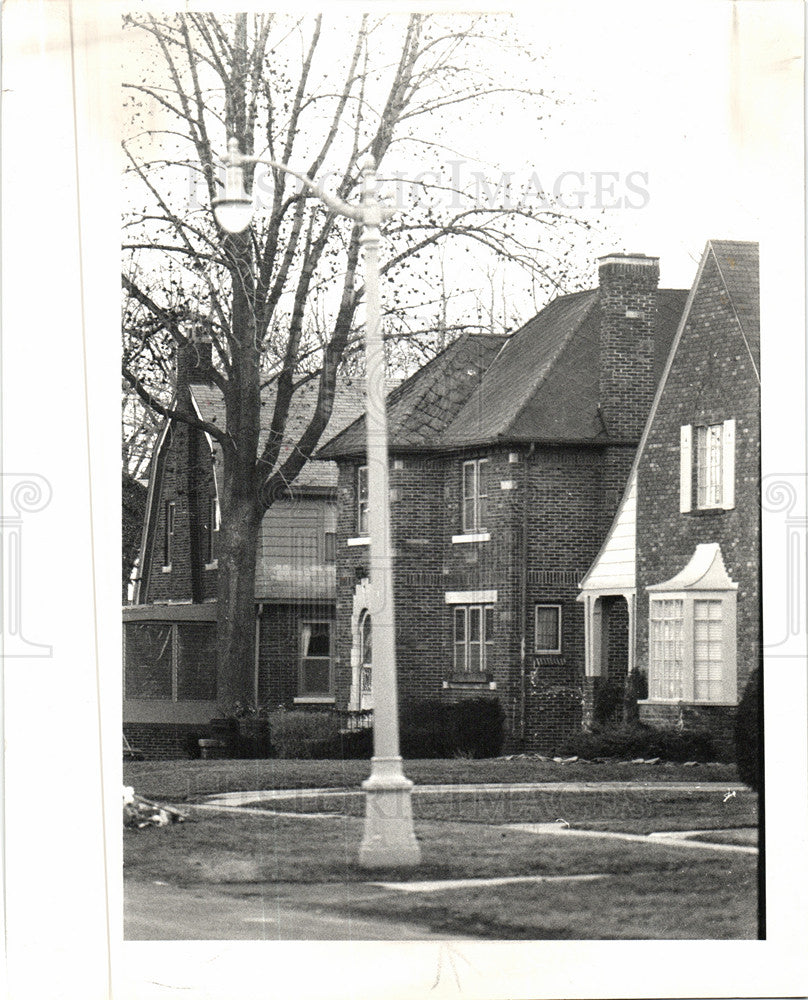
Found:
451,532 -> 491,544
293,696 -> 336,705
638,698 -> 737,707
347,537 -> 370,547
443,676 -> 496,690
204,560 -> 218,571
161,565 -> 172,574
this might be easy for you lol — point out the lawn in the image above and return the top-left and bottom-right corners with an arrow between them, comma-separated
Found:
124,809 -> 758,939
123,756 -> 740,802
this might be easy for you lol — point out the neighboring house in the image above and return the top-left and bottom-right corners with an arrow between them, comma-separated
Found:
579,240 -> 760,754
317,255 -> 688,749
123,340 -> 366,757
122,471 -> 148,601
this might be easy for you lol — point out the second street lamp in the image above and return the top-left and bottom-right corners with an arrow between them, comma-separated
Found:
213,140 -> 420,868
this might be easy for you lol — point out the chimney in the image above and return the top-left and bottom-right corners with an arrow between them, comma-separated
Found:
176,325 -> 216,405
598,253 -> 659,440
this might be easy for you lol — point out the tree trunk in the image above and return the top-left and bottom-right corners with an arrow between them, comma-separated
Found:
216,489 -> 263,715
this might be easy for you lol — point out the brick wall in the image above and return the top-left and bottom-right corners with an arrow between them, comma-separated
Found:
124,722 -> 203,760
635,249 -> 760,718
143,421 -> 218,604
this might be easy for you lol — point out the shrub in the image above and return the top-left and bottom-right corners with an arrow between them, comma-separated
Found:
622,669 -> 648,725
400,700 -> 456,758
268,709 -> 339,759
399,698 -> 506,758
554,722 -> 715,762
592,677 -> 623,726
454,697 -> 506,758
735,668 -> 762,791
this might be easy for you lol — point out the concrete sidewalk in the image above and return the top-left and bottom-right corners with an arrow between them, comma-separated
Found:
202,779 -> 746,807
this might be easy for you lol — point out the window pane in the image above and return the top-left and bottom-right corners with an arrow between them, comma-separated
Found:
462,463 -> 476,530
454,607 -> 466,642
304,622 -> 330,657
469,606 -> 481,639
358,466 -> 368,534
468,641 -> 481,672
176,623 -> 217,701
484,606 -> 494,642
125,623 -> 172,699
477,461 -> 488,529
694,600 -> 722,701
324,531 -> 336,564
301,658 -> 331,696
535,605 -> 560,651
649,599 -> 684,699
696,424 -> 723,508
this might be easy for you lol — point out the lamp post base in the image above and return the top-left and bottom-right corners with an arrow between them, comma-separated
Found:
358,756 -> 421,868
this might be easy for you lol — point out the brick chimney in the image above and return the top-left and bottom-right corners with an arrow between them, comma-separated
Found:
176,328 -> 216,409
598,253 -> 660,440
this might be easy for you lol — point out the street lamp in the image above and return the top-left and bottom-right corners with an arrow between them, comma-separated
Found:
214,139 -> 420,868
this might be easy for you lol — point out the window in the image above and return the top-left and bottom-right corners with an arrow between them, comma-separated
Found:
649,599 -> 684,700
453,604 -> 494,674
323,531 -> 337,564
646,544 -> 738,704
359,609 -> 372,696
534,604 -> 562,654
679,420 -> 735,512
299,621 -> 333,697
124,621 -> 217,702
462,459 -> 488,533
163,500 -> 176,567
357,465 -> 369,536
204,496 -> 218,566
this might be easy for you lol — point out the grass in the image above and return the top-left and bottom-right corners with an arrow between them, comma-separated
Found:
124,756 -> 741,802
124,809 -> 758,939
239,785 -> 757,835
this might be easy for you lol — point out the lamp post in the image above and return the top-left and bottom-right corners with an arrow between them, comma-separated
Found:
213,139 -> 420,867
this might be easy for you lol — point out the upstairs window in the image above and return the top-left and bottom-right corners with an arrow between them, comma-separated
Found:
163,500 -> 176,568
462,458 -> 488,533
680,420 -> 735,512
357,465 -> 369,536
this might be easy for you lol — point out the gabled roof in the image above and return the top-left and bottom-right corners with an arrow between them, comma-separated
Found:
317,333 -> 507,458
709,239 -> 760,363
191,377 -> 367,489
578,239 -> 759,595
318,285 -> 688,457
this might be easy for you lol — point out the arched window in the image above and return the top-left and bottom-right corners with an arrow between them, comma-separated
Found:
359,609 -> 372,695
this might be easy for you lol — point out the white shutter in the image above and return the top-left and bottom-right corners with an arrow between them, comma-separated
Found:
679,425 -> 692,513
722,419 -> 736,510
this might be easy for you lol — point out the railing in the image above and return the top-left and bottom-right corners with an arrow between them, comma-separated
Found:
332,708 -> 374,732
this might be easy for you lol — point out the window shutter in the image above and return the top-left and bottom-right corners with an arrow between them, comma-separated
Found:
679,425 -> 692,513
721,419 -> 736,510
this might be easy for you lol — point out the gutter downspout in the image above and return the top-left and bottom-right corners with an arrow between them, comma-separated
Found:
254,603 -> 265,709
519,443 -> 535,740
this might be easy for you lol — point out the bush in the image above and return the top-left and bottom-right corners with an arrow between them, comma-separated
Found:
735,668 -> 762,791
555,722 -> 715,762
400,700 -> 456,758
399,698 -> 506,758
622,669 -> 648,725
268,710 -> 339,759
454,697 -> 506,758
592,677 -> 623,726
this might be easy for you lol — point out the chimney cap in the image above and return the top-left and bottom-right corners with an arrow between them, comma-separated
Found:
598,252 -> 659,268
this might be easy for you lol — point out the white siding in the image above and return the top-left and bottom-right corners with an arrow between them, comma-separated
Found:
580,473 -> 636,591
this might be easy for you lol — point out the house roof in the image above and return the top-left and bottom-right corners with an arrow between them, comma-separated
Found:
318,286 -> 688,457
316,333 -> 507,457
709,239 -> 760,361
190,377 -> 367,490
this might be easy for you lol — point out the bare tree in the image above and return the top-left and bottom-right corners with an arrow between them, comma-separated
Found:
122,12 -> 592,710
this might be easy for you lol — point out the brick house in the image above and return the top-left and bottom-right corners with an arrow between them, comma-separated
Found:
317,255 -> 688,749
123,341 -> 365,758
579,240 -> 760,754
